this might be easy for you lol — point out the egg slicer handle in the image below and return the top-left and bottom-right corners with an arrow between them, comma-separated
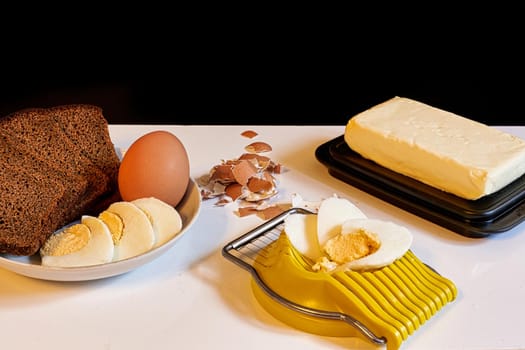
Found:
221,208 -> 387,346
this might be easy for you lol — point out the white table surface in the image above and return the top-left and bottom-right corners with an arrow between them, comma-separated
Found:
1,124 -> 524,350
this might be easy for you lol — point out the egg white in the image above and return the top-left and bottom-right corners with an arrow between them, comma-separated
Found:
284,196 -> 413,272
337,218 -> 413,271
132,197 -> 182,248
40,216 -> 114,267
316,195 -> 367,247
104,201 -> 155,261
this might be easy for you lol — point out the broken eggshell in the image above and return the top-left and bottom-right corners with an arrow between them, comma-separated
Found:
198,131 -> 286,220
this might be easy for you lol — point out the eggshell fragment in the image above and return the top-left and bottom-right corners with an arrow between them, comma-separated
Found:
241,130 -> 258,138
225,183 -> 244,201
210,164 -> 235,183
237,203 -> 291,220
238,153 -> 271,170
245,141 -> 272,153
256,204 -> 291,220
247,175 -> 273,193
231,160 -> 258,185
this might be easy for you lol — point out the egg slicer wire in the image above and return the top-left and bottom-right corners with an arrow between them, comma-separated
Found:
222,208 -> 457,350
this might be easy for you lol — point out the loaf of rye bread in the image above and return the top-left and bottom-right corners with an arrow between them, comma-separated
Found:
0,105 -> 121,256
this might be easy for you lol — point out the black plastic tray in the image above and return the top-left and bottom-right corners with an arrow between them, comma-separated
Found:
315,135 -> 525,238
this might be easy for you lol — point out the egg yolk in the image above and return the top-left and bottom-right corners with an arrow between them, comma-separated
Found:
40,224 -> 91,256
98,210 -> 124,245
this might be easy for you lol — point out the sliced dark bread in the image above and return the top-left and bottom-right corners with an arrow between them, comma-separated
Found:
0,163 -> 65,255
49,104 -> 121,193
0,108 -> 111,209
0,132 -> 87,227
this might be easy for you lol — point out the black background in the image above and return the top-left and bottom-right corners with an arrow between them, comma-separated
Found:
1,6 -> 523,126
1,75 -> 522,126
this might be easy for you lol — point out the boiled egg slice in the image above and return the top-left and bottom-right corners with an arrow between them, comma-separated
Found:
335,218 -> 413,272
99,201 -> 155,261
40,215 -> 114,267
316,195 -> 367,246
132,197 -> 182,248
284,213 -> 322,260
284,195 -> 367,261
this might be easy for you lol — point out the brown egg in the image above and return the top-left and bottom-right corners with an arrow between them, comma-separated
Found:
118,130 -> 190,207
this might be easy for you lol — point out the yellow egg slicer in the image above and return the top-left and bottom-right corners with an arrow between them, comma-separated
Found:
222,208 -> 457,350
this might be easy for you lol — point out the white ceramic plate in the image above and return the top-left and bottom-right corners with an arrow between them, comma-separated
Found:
0,179 -> 201,282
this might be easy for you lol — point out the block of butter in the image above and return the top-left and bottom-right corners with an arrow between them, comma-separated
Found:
344,96 -> 525,200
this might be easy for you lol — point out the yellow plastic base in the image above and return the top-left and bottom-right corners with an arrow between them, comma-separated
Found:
251,233 -> 457,350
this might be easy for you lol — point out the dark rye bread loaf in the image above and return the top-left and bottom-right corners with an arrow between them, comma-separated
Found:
0,105 -> 121,255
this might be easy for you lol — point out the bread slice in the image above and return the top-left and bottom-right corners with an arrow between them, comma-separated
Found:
0,132 -> 87,227
50,104 -> 121,192
0,108 -> 111,207
0,163 -> 65,255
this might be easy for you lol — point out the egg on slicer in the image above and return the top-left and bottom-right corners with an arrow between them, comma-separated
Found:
222,208 -> 457,350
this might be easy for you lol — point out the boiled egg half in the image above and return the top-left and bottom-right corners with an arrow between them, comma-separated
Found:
40,215 -> 114,267
284,195 -> 413,272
